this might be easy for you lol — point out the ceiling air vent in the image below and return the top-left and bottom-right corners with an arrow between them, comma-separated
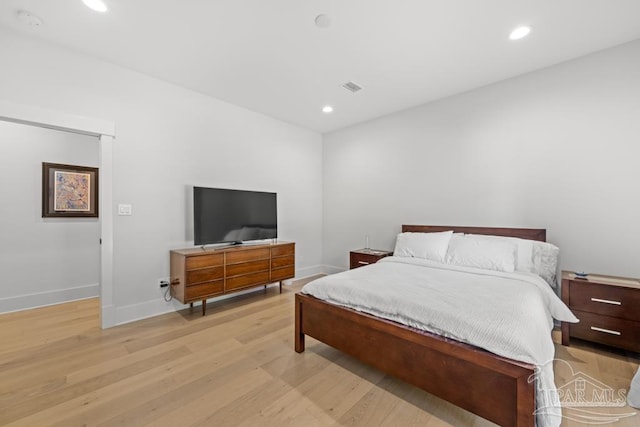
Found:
342,81 -> 363,93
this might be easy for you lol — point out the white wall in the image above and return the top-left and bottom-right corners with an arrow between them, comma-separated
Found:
323,40 -> 640,278
0,28 -> 323,324
0,121 -> 100,312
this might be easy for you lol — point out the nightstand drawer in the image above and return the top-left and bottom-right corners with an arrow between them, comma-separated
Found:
569,281 -> 640,321
570,310 -> 640,352
349,250 -> 393,269
351,253 -> 381,267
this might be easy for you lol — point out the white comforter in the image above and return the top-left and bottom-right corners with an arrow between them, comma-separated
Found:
301,256 -> 579,427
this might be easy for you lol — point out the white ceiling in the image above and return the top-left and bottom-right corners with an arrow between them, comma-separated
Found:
1,1 -> 640,133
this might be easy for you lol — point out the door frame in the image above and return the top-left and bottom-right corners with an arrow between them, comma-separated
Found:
0,100 -> 116,328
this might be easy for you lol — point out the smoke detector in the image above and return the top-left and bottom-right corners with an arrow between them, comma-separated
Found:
16,10 -> 43,28
342,81 -> 363,93
315,14 -> 330,29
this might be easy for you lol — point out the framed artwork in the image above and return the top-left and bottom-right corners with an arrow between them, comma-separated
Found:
42,162 -> 99,218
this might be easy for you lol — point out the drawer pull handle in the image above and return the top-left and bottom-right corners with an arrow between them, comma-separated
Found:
590,326 -> 621,336
590,297 -> 621,305
358,261 -> 370,265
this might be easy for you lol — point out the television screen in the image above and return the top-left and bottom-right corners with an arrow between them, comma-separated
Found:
194,187 -> 277,246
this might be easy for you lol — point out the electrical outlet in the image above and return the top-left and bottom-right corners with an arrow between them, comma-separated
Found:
158,277 -> 170,288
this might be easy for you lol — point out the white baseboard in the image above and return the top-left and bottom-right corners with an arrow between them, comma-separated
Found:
113,282 -> 284,326
114,298 -> 178,326
101,304 -> 116,328
293,264 -> 326,280
0,283 -> 100,314
322,264 -> 347,275
0,266 -> 346,325
112,265 -> 328,326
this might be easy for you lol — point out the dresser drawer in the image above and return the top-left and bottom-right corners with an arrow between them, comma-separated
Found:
226,259 -> 270,277
186,266 -> 224,284
186,280 -> 224,300
272,244 -> 294,257
226,271 -> 270,291
272,254 -> 294,268
570,310 -> 640,352
226,248 -> 270,264
186,253 -> 223,269
271,265 -> 295,281
569,281 -> 640,321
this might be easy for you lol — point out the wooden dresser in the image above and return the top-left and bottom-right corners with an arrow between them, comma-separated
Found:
170,241 -> 295,315
561,270 -> 640,352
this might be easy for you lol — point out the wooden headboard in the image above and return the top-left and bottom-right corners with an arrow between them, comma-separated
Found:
401,224 -> 546,242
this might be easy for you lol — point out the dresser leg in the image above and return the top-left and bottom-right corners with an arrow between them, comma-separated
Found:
279,281 -> 283,293
561,322 -> 569,346
202,299 -> 206,316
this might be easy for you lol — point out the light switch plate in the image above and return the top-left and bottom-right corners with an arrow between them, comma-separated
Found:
118,204 -> 132,216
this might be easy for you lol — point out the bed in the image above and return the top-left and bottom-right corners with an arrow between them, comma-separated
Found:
295,225 -> 575,427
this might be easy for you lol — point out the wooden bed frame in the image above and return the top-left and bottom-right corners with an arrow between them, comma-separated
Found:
295,225 -> 547,427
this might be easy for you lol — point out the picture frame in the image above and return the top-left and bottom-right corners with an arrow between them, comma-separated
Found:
42,162 -> 99,218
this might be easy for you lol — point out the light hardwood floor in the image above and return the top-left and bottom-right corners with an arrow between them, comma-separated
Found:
1,278 -> 638,426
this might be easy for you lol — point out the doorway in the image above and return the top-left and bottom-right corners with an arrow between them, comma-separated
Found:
0,121 -> 100,312
0,101 -> 115,328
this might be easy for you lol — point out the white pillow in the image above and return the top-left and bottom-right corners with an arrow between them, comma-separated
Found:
531,241 -> 560,288
445,234 -> 517,273
466,234 -> 560,287
466,234 -> 534,273
393,231 -> 453,262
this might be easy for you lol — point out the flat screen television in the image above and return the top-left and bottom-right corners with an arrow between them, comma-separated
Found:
194,186 -> 277,246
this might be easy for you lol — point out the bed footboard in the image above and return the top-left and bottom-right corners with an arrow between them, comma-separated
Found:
294,292 -> 535,427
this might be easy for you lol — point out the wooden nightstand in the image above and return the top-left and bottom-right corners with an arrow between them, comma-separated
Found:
349,249 -> 393,269
561,270 -> 640,352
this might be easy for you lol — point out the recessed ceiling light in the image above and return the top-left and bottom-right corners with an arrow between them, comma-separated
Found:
509,26 -> 531,40
82,0 -> 108,13
322,105 -> 333,114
